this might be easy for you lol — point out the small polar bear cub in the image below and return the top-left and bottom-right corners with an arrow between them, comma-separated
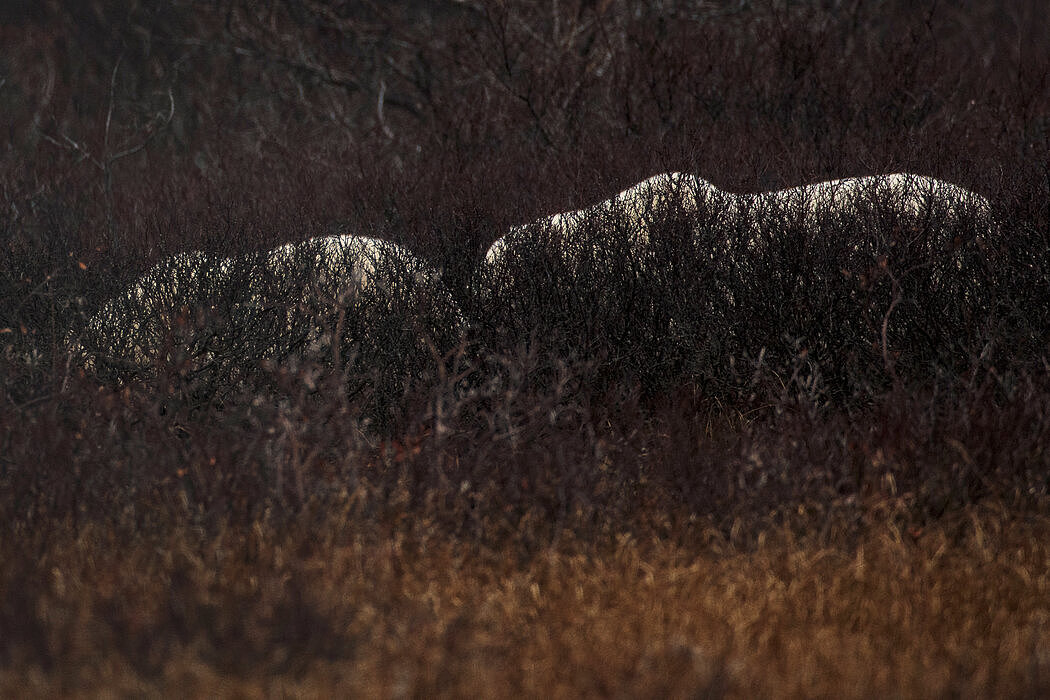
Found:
70,234 -> 462,374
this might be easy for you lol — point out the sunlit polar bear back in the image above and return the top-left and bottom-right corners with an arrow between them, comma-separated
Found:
251,234 -> 466,347
258,234 -> 458,310
482,171 -> 992,270
740,173 -> 993,249
71,234 -> 464,375
482,172 -> 732,283
735,173 -> 996,298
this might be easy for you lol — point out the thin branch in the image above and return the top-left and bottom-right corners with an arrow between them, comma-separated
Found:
108,89 -> 176,164
377,79 -> 395,139
39,130 -> 104,171
880,263 -> 902,384
104,56 -> 123,162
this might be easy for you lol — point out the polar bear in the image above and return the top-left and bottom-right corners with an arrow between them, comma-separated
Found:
69,234 -> 464,376
480,172 -> 738,284
474,170 -> 994,339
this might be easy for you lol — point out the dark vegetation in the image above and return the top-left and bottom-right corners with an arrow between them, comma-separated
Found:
2,0 -> 1050,695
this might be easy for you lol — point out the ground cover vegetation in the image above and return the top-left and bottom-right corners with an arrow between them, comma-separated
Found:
2,0 -> 1050,695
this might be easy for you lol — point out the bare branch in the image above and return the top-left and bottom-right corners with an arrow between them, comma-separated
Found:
39,130 -> 104,171
104,56 -> 123,162
377,79 -> 395,140
108,89 -> 176,164
880,264 -> 902,384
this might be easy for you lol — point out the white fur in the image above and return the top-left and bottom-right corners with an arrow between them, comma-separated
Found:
263,235 -> 426,296
741,173 -> 992,234
482,172 -> 727,281
68,250 -> 221,370
476,171 -> 993,318
485,172 -> 992,270
735,173 -> 995,289
70,234 -> 464,373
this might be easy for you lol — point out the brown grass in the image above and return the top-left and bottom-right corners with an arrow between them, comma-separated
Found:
3,504 -> 1049,698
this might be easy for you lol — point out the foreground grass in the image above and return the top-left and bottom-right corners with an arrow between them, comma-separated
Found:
4,502 -> 1049,698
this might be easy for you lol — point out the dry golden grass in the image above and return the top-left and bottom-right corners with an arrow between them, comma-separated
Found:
4,502 -> 1049,698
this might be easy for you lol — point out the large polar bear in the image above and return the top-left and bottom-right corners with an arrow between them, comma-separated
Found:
70,234 -> 465,376
481,172 -> 736,281
475,171 -> 995,356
